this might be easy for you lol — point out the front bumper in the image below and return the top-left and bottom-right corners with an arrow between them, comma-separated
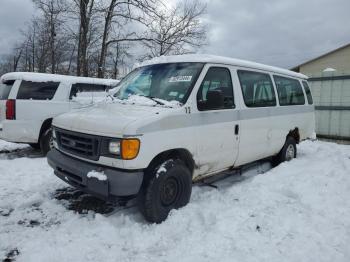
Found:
47,149 -> 144,199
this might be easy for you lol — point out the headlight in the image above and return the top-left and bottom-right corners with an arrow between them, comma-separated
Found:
109,141 -> 121,155
106,138 -> 140,159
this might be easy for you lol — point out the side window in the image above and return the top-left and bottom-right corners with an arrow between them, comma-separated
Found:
237,70 -> 276,107
273,76 -> 305,106
302,81 -> 313,105
17,81 -> 59,100
69,83 -> 110,99
197,67 -> 234,111
0,80 -> 15,100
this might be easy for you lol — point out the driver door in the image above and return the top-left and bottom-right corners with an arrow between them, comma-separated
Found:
194,66 -> 240,178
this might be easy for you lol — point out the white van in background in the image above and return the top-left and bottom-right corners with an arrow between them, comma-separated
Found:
47,54 -> 315,223
0,72 -> 119,154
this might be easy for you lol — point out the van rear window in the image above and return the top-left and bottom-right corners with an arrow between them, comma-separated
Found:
17,80 -> 59,100
0,80 -> 15,100
273,76 -> 305,106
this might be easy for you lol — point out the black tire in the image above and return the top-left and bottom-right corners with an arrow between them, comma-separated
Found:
138,159 -> 192,223
29,143 -> 40,150
273,136 -> 297,166
39,128 -> 53,156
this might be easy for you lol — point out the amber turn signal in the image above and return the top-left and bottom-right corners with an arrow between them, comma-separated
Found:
121,139 -> 140,160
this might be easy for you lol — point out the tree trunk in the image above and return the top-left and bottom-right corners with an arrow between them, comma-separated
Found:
97,0 -> 116,78
77,0 -> 93,77
113,43 -> 120,79
50,12 -> 56,74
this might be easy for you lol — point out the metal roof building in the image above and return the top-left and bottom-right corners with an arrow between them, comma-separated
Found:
292,43 -> 350,141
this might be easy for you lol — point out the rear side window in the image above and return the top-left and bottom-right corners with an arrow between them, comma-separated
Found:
17,81 -> 59,100
0,80 -> 14,100
273,76 -> 305,106
237,70 -> 276,107
302,81 -> 313,104
69,83 -> 110,99
197,67 -> 234,111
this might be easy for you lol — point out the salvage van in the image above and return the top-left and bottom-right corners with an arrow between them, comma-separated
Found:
47,54 -> 315,223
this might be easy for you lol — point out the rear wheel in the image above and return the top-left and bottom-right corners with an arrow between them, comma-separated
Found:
138,159 -> 192,223
39,127 -> 53,156
273,136 -> 297,165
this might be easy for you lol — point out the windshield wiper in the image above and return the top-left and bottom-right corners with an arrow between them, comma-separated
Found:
107,94 -> 115,101
139,95 -> 166,106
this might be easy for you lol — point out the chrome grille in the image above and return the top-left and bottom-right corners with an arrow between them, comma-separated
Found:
55,128 -> 100,160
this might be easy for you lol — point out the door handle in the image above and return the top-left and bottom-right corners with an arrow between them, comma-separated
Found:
234,124 -> 239,135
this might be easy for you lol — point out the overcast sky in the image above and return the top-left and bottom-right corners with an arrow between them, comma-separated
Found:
0,0 -> 349,69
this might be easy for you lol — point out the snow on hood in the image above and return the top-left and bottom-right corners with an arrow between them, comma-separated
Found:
53,100 -> 171,137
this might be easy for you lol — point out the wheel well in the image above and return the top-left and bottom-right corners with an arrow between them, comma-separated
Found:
287,127 -> 300,144
39,118 -> 53,140
146,149 -> 195,176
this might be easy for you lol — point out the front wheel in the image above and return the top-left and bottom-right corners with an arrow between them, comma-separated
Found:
39,128 -> 53,156
138,159 -> 192,223
273,136 -> 297,166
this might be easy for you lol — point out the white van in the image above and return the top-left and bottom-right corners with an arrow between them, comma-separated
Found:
0,72 -> 119,154
47,55 -> 315,223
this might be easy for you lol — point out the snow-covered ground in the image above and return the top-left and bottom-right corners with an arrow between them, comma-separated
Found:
0,140 -> 350,262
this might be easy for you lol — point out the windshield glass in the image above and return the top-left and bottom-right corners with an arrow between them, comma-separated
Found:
0,80 -> 14,100
114,62 -> 204,104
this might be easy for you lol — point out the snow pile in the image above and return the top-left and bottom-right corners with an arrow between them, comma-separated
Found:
0,140 -> 28,152
0,140 -> 350,262
323,67 -> 337,72
1,72 -> 119,87
87,170 -> 107,181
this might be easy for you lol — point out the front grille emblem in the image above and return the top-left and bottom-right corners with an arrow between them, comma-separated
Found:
69,140 -> 76,147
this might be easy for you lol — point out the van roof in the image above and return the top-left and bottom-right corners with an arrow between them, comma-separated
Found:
0,72 -> 119,86
138,54 -> 308,79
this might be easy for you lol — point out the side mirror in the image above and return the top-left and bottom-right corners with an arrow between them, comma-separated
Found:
206,90 -> 224,110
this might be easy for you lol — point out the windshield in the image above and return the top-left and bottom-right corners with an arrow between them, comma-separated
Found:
114,62 -> 204,104
0,80 -> 14,100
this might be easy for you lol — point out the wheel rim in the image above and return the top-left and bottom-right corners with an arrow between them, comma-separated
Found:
160,177 -> 179,207
285,144 -> 295,161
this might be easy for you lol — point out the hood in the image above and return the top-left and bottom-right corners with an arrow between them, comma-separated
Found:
53,102 -> 167,137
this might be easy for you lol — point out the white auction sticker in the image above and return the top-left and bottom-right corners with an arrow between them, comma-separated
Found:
169,76 -> 192,82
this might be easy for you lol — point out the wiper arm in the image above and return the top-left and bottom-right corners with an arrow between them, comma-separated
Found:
139,95 -> 165,106
107,94 -> 115,101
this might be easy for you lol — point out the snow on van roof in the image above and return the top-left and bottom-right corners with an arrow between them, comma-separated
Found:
0,72 -> 119,86
138,54 -> 308,79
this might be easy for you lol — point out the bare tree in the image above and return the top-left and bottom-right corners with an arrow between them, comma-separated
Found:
32,0 -> 67,73
1,0 -> 207,78
74,0 -> 95,76
142,0 -> 207,60
96,0 -> 159,78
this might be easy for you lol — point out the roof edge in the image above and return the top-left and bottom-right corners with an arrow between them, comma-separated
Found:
138,54 -> 308,79
0,72 -> 119,86
290,42 -> 350,71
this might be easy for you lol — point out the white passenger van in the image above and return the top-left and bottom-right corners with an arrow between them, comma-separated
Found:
0,72 -> 119,154
47,55 -> 315,223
